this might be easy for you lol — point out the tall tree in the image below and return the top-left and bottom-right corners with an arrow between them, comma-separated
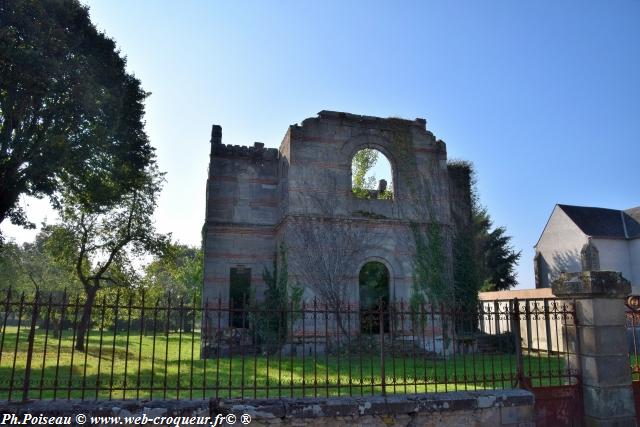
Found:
0,242 -> 21,289
0,230 -> 80,295
0,0 -> 154,234
474,207 -> 521,291
352,148 -> 378,191
447,160 -> 521,294
47,166 -> 168,351
144,242 -> 203,304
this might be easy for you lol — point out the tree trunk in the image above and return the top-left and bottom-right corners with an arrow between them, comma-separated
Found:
75,287 -> 98,352
0,175 -> 26,227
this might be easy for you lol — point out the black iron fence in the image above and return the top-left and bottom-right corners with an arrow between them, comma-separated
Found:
0,290 -> 578,401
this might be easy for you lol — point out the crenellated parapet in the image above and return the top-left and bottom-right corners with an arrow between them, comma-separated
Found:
210,142 -> 279,160
209,124 -> 279,160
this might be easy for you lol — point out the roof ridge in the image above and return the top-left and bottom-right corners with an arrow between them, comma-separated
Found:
557,204 -> 633,239
558,203 -> 623,212
621,211 -> 629,239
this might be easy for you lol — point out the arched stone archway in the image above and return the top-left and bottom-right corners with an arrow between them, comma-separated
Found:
342,134 -> 399,200
359,261 -> 390,333
351,147 -> 394,200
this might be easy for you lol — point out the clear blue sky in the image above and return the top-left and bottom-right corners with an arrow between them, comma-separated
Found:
2,1 -> 639,289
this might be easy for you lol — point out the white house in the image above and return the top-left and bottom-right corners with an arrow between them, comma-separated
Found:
534,204 -> 640,292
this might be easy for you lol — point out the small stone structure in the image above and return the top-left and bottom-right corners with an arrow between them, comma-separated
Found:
203,111 -> 472,351
552,270 -> 637,426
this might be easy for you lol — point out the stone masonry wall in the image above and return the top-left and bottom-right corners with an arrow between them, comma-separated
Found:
203,133 -> 280,303
203,111 -> 472,317
0,390 -> 534,426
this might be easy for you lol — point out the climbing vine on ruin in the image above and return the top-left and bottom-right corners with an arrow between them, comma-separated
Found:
409,222 -> 449,309
391,122 -> 451,309
256,242 -> 302,353
389,122 -> 480,314
452,226 -> 480,315
447,161 -> 482,315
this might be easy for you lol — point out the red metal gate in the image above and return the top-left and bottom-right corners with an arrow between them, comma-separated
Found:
626,298 -> 640,423
509,298 -> 583,427
531,384 -> 583,427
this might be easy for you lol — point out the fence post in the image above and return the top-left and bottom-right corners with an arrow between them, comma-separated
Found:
493,300 -> 500,334
512,298 -> 525,387
543,298 -> 553,353
379,301 -> 386,396
22,292 -> 40,402
552,271 -> 636,426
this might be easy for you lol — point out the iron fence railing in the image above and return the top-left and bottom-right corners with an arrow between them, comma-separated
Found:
625,296 -> 640,381
0,290 -> 578,401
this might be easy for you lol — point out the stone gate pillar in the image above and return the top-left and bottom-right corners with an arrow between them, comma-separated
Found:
552,271 -> 636,427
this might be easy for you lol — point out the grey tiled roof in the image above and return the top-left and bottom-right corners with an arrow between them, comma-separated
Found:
558,204 -> 640,239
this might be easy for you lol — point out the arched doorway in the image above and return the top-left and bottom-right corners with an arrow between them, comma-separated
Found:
359,261 -> 390,333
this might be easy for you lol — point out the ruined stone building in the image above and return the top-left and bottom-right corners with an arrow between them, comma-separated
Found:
203,111 -> 472,325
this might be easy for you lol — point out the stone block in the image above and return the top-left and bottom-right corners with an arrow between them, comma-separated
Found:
499,405 -> 534,425
565,326 -> 580,354
583,415 -> 637,427
553,271 -> 631,299
516,405 -> 534,422
576,299 -> 627,327
434,412 -> 471,427
476,395 -> 497,409
493,389 -> 535,407
476,407 -> 500,425
583,385 -> 636,419
581,355 -> 633,387
579,325 -> 630,356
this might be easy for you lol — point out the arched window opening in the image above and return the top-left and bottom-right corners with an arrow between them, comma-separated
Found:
351,148 -> 393,200
359,261 -> 390,334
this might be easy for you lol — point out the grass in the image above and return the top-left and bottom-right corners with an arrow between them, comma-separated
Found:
0,326 -> 572,400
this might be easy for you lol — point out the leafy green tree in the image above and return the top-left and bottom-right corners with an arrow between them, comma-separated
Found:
474,208 -> 521,291
0,230 -> 82,337
0,230 -> 80,295
144,243 -> 203,303
143,242 -> 203,332
47,166 -> 168,351
352,148 -> 378,191
351,148 -> 393,199
0,0 -> 154,234
447,160 -> 520,298
0,242 -> 21,290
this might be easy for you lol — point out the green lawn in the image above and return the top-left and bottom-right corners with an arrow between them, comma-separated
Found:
0,326 -> 571,400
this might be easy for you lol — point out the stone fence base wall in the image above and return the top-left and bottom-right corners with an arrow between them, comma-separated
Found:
0,390 -> 533,427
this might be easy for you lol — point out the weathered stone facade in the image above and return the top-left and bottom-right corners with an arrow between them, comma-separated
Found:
203,111 -> 471,311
